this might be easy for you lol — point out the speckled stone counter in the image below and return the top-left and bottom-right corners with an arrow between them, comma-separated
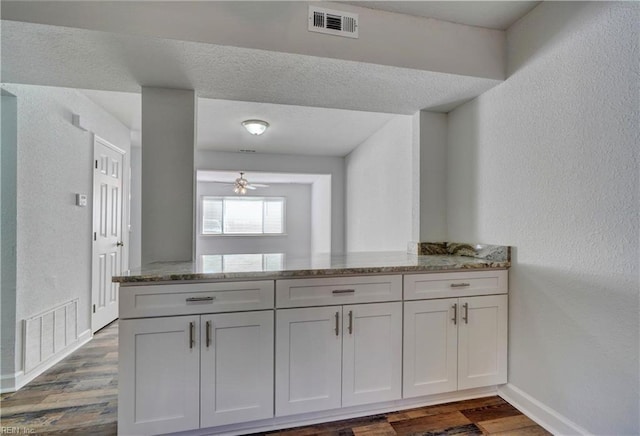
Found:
114,248 -> 510,284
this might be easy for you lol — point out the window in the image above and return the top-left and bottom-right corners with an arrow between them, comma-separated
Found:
202,196 -> 285,235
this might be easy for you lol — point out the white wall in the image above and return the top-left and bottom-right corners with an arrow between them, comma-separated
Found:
195,150 -> 345,253
141,87 -> 195,263
1,84 -> 131,383
416,111 -> 448,242
447,2 -> 639,434
129,146 -> 141,269
311,175 -> 331,254
1,91 -> 18,382
345,115 -> 414,252
195,182 -> 311,258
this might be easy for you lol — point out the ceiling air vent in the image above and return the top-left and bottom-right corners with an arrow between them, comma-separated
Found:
308,6 -> 359,39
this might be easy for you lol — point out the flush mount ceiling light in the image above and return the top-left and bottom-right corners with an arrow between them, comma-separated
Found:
242,119 -> 269,135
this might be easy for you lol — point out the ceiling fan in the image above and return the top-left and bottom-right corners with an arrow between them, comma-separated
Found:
232,172 -> 269,195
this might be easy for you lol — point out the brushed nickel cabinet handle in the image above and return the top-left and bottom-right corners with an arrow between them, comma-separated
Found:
452,303 -> 458,325
348,310 -> 353,334
450,283 -> 471,288
332,289 -> 355,294
189,321 -> 195,349
335,311 -> 340,336
186,296 -> 215,302
463,303 -> 469,324
206,321 -> 211,348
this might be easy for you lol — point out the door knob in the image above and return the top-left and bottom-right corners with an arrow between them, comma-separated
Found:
116,241 -> 124,247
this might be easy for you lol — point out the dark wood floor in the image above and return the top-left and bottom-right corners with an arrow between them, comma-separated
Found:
0,321 -> 550,435
0,321 -> 119,435
254,396 -> 551,436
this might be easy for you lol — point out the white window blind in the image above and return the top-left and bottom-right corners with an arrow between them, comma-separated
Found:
224,198 -> 263,234
201,196 -> 285,235
202,198 -> 223,234
264,199 -> 284,233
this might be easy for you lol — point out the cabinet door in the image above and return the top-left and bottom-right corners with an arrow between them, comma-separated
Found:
342,302 -> 402,407
119,316 -> 200,435
458,295 -> 508,390
275,307 -> 342,416
200,311 -> 274,427
403,299 -> 458,398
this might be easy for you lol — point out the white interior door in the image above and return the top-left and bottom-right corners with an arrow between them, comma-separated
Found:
92,136 -> 126,332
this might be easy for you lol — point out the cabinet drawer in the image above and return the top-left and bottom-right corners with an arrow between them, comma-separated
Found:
276,275 -> 401,308
404,270 -> 508,300
120,281 -> 274,318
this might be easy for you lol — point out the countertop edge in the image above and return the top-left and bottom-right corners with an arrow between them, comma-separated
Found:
115,261 -> 511,285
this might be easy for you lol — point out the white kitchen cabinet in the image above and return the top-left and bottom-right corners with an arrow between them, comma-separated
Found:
118,267 -> 509,435
276,275 -> 402,308
403,299 -> 458,397
119,311 -> 274,435
404,270 -> 508,300
120,280 -> 274,318
275,306 -> 343,416
342,302 -> 402,407
403,294 -> 507,398
119,316 -> 201,435
458,294 -> 508,390
275,302 -> 402,416
200,310 -> 274,428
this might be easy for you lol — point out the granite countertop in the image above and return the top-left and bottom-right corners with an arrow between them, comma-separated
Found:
114,244 -> 510,284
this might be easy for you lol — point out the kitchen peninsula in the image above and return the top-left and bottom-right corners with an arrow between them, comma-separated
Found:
114,244 -> 511,436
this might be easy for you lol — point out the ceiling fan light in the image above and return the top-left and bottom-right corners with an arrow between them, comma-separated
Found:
242,119 -> 269,135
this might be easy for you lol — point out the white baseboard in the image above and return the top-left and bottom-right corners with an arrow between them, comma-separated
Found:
0,329 -> 92,394
0,371 -> 20,393
498,383 -> 591,436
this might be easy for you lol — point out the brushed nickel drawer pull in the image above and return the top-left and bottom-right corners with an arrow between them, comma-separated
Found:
206,321 -> 212,348
186,296 -> 215,302
348,310 -> 353,334
332,289 -> 355,294
335,311 -> 340,336
452,303 -> 458,325
450,283 -> 471,288
189,321 -> 195,349
463,303 -> 469,324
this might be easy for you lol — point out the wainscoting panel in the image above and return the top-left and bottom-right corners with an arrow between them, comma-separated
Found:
23,299 -> 79,373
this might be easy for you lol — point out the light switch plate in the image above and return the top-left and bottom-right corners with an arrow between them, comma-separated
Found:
76,193 -> 88,207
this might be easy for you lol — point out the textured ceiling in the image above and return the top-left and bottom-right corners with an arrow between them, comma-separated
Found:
196,98 -> 398,156
81,89 -> 399,156
2,20 -> 501,115
339,1 -> 540,30
2,4 -> 514,157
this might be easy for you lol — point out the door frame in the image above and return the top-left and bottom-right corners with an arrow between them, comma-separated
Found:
91,135 -> 129,333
